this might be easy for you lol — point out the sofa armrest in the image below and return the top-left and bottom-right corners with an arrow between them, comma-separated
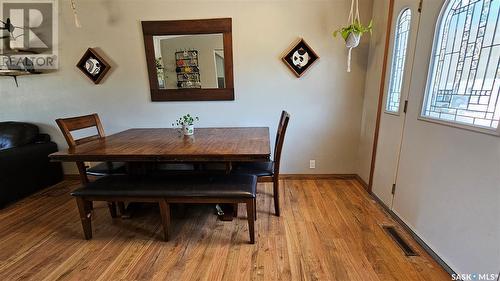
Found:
0,141 -> 63,208
35,133 -> 51,143
0,141 -> 55,161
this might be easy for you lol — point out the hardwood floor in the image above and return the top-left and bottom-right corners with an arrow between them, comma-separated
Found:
0,179 -> 450,281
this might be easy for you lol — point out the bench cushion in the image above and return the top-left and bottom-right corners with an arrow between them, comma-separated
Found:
71,174 -> 257,198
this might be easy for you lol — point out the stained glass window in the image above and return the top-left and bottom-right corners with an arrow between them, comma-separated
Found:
422,0 -> 500,131
386,8 -> 412,113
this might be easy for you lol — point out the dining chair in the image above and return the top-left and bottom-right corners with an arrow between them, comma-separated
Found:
56,113 -> 126,217
233,110 -> 290,216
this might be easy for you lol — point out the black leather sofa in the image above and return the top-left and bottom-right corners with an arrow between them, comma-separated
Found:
0,122 -> 63,208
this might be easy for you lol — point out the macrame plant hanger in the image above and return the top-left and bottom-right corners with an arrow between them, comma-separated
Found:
70,0 -> 81,28
346,0 -> 360,72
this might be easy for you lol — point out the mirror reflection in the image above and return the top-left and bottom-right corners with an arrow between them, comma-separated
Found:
153,34 -> 225,89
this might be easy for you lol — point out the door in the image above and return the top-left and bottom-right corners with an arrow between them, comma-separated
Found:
390,0 -> 500,272
372,0 -> 421,207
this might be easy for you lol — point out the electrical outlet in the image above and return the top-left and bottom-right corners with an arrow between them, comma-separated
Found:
309,160 -> 316,169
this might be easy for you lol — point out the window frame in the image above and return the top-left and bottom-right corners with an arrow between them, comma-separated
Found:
418,0 -> 500,136
385,7 -> 413,116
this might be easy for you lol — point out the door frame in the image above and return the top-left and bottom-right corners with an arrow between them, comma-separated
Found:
368,0 -> 396,192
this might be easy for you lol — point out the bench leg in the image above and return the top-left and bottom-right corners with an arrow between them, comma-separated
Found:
158,200 -> 170,241
107,202 -> 117,218
76,197 -> 92,240
246,199 -> 255,244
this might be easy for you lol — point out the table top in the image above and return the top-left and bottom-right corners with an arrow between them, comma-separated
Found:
49,127 -> 271,162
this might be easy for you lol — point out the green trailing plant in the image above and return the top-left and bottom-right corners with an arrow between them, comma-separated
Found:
172,114 -> 199,127
333,19 -> 373,41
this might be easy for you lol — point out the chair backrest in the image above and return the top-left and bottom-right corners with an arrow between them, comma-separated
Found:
56,113 -> 106,148
273,111 -> 290,176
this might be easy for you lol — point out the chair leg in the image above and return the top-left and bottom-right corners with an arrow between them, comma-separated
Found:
158,200 -> 170,241
246,199 -> 255,244
76,197 -> 92,240
273,178 -> 280,216
107,202 -> 117,218
233,203 -> 238,217
253,198 -> 257,220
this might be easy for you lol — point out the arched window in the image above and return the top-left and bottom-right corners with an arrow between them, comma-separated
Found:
386,8 -> 412,113
422,0 -> 500,131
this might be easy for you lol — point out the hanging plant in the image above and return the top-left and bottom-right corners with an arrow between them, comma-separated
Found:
333,19 -> 373,42
333,0 -> 373,72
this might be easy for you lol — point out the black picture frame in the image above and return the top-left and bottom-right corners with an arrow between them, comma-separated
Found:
282,38 -> 319,78
76,48 -> 111,84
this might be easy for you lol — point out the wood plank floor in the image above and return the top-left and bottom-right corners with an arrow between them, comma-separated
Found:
0,179 -> 450,281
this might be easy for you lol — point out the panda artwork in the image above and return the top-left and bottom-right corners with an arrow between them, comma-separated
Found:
282,38 -> 319,78
77,48 -> 111,84
292,48 -> 310,69
85,58 -> 101,76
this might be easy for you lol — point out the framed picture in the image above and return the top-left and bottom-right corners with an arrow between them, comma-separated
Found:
76,48 -> 111,84
282,38 -> 319,78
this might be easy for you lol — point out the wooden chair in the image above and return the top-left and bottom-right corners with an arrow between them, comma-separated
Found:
56,113 -> 126,217
233,111 -> 290,216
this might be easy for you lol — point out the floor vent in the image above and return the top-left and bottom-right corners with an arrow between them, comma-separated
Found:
382,225 -> 418,256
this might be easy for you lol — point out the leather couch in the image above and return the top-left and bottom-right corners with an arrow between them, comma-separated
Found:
0,122 -> 63,208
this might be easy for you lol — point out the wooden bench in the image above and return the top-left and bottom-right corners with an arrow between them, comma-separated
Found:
70,174 -> 257,243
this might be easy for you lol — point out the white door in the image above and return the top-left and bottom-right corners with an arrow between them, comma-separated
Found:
391,0 -> 500,273
372,0 -> 422,207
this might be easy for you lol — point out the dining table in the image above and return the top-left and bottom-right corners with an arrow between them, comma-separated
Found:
49,127 -> 271,219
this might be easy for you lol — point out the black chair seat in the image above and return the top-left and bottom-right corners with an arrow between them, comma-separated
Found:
71,174 -> 257,198
232,161 -> 274,177
87,162 -> 127,176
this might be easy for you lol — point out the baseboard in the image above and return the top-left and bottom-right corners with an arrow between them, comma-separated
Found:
279,174 -> 358,180
66,173 -> 359,181
354,174 -> 369,190
367,189 -> 456,277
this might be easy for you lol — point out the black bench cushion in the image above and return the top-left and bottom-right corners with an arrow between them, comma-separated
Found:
71,174 -> 257,198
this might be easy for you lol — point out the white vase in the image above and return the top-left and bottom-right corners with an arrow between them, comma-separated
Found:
182,124 -> 194,136
345,33 -> 361,48
345,33 -> 361,73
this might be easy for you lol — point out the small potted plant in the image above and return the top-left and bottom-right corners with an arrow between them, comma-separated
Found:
173,114 -> 199,136
333,18 -> 373,72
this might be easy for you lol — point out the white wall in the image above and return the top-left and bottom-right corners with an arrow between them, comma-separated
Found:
356,0 -> 390,184
0,0 -> 373,174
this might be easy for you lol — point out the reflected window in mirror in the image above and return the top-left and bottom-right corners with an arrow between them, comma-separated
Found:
214,49 -> 225,88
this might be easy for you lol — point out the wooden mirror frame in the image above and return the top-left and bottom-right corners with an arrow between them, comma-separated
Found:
142,18 -> 234,102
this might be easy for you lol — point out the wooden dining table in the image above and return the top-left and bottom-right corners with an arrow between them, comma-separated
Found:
50,127 -> 271,163
49,127 -> 271,220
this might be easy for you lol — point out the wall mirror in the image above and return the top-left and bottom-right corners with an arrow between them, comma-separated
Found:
142,18 -> 234,101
